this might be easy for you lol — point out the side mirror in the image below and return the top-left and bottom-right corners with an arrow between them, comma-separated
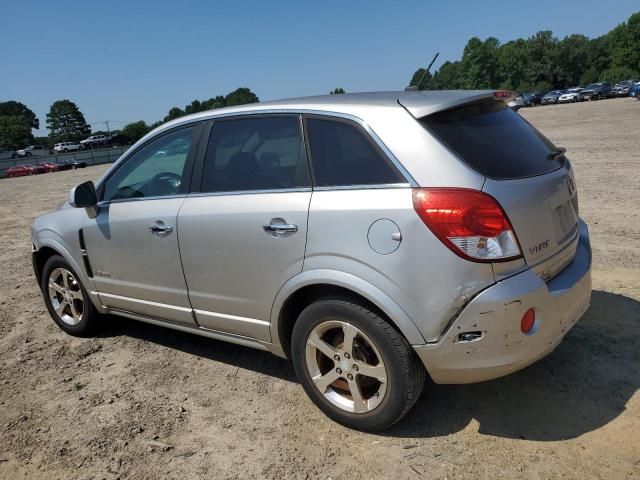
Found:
69,181 -> 97,208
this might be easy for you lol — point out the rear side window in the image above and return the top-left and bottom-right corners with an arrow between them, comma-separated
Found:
201,116 -> 310,193
305,117 -> 405,187
421,100 -> 562,180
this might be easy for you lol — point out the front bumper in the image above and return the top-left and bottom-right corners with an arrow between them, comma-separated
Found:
414,220 -> 592,384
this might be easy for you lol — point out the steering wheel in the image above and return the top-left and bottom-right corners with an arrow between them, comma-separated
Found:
148,171 -> 182,196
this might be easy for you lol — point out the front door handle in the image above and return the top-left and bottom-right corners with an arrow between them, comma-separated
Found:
263,223 -> 298,234
149,221 -> 174,235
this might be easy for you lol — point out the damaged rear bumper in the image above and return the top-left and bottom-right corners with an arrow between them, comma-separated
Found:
413,220 -> 592,384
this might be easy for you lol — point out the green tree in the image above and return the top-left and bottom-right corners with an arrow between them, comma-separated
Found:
121,121 -> 151,142
553,34 -> 591,87
46,100 -> 91,143
224,87 -> 259,106
496,39 -> 528,89
458,37 -> 501,88
600,65 -> 639,82
407,11 -> 640,92
432,61 -> 462,89
0,101 -> 40,150
330,88 -> 346,94
0,116 -> 33,150
580,67 -> 600,84
0,101 -> 39,130
164,107 -> 185,123
162,88 -> 259,124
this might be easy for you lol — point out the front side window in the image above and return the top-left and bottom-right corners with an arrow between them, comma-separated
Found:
201,116 -> 310,193
305,117 -> 405,187
102,126 -> 196,202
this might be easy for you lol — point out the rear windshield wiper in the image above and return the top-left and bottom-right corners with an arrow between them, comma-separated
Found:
548,147 -> 566,161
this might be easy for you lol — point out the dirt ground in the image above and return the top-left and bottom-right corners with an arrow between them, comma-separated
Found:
0,98 -> 638,480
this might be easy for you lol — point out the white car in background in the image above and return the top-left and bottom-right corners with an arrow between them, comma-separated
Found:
558,88 -> 584,103
53,142 -> 81,153
16,145 -> 47,158
80,134 -> 111,148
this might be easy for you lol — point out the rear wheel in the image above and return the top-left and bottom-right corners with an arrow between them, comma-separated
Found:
41,255 -> 100,336
291,298 -> 425,431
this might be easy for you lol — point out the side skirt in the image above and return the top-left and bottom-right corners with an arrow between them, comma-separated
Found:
105,307 -> 287,358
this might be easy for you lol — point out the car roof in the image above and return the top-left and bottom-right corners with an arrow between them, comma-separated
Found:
154,90 -> 495,133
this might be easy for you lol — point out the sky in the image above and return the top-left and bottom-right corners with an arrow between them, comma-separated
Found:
1,0 -> 638,136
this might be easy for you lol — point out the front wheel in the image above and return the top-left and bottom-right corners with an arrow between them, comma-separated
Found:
291,298 -> 426,431
41,255 -> 100,336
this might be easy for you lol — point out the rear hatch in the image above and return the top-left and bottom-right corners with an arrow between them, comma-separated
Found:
417,98 -> 580,280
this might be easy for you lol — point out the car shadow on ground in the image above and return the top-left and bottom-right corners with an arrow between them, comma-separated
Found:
98,290 -> 638,441
98,314 -> 297,383
388,290 -> 640,440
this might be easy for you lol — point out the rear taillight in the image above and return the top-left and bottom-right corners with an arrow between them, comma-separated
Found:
412,188 -> 522,262
493,90 -> 512,99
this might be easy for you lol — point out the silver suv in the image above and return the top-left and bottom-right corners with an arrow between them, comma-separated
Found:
31,91 -> 592,431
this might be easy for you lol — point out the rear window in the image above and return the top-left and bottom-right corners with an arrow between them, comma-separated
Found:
305,117 -> 405,186
420,100 -> 562,180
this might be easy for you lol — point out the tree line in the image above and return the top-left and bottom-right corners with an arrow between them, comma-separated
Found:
0,87 -> 261,150
409,12 -> 639,92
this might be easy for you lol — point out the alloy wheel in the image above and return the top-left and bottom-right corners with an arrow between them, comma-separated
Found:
47,267 -> 84,325
305,320 -> 388,413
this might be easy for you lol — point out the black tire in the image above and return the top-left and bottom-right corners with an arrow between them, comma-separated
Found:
41,254 -> 100,336
291,297 -> 426,431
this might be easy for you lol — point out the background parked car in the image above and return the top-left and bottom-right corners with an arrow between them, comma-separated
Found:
516,92 -> 545,107
16,145 -> 46,158
558,87 -> 584,103
630,82 -> 640,98
39,162 -> 60,173
580,82 -> 612,100
541,89 -> 566,105
53,142 -> 81,153
0,150 -> 18,160
507,97 -> 525,111
30,164 -> 48,174
611,80 -> 637,97
80,134 -> 111,148
58,159 -> 87,169
6,165 -> 35,177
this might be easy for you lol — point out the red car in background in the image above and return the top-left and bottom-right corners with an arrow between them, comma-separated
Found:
30,164 -> 48,174
6,165 -> 36,177
39,162 -> 60,173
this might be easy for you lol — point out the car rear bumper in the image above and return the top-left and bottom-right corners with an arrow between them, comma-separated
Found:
413,219 -> 591,384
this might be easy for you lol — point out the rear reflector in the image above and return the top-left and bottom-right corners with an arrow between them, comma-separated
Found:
521,308 -> 536,333
412,188 -> 522,262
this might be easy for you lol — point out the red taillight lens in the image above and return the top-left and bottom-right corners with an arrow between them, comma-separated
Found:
521,308 -> 536,333
412,188 -> 522,262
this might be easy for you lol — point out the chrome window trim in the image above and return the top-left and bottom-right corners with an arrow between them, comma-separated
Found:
313,183 -> 411,192
187,187 -> 312,198
97,108 -> 418,191
97,193 -> 188,207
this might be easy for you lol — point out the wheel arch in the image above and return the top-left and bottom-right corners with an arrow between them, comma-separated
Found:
32,238 -> 92,293
270,269 -> 425,358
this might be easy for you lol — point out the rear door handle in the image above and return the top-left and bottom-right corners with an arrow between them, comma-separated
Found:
263,223 -> 298,234
149,221 -> 174,234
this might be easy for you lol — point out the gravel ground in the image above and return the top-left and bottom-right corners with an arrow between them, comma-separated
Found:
0,97 -> 638,480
